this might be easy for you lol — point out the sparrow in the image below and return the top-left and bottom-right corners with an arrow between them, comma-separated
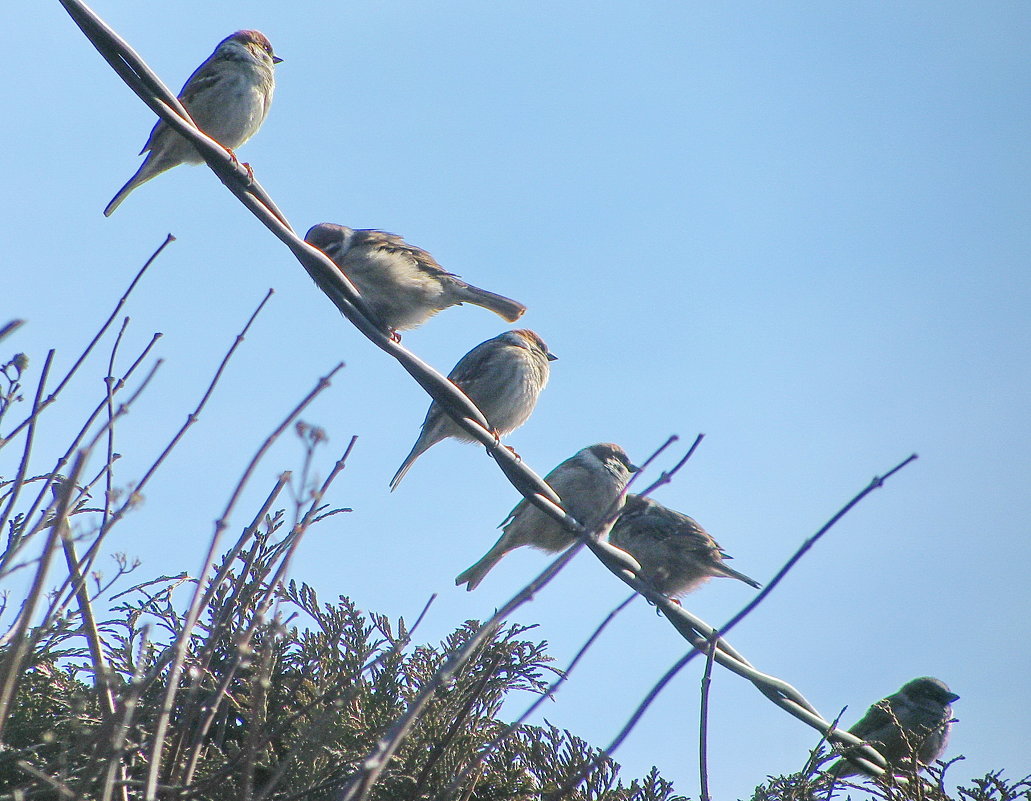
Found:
389,330 -> 556,489
104,29 -> 281,216
608,494 -> 760,597
455,443 -> 638,591
829,677 -> 959,778
304,224 -> 527,335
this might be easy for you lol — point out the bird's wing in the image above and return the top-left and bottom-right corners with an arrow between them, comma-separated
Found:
446,339 -> 500,385
354,230 -> 457,278
848,698 -> 897,741
138,53 -> 223,155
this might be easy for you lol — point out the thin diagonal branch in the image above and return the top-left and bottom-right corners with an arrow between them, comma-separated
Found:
101,315 -> 131,544
0,234 -> 172,450
130,289 -> 276,507
0,320 -> 24,343
0,350 -> 54,548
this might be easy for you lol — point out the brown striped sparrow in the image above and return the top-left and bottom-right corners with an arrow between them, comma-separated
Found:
829,677 -> 959,778
304,223 -> 526,336
608,494 -> 760,597
104,30 -> 281,216
455,443 -> 638,590
390,329 -> 555,489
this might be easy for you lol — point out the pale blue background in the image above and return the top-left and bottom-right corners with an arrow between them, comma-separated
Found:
4,2 -> 1030,798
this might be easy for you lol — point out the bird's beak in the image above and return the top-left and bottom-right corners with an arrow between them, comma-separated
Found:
273,55 -> 284,64
627,462 -> 640,473
947,692 -> 960,702
546,351 -> 558,362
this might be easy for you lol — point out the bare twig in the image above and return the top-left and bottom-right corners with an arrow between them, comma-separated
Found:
0,234 -> 172,450
0,320 -> 25,343
41,287 -> 273,625
128,289 -> 275,509
698,628 -> 719,801
52,316 -> 134,758
0,358 -> 160,647
102,315 -> 131,544
0,350 -> 54,551
58,290 -> 275,622
518,593 -> 637,727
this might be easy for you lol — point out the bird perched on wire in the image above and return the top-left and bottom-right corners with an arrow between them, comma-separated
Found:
104,30 -> 281,216
828,677 -> 959,778
304,224 -> 526,337
455,443 -> 638,590
608,494 -> 760,597
390,329 -> 556,490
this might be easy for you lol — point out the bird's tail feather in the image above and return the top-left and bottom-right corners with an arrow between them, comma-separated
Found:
389,440 -> 429,490
104,170 -> 147,217
717,563 -> 761,589
454,540 -> 509,591
103,154 -> 174,216
456,285 -> 527,323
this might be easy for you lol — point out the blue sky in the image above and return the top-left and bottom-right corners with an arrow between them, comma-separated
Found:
5,2 -> 1030,798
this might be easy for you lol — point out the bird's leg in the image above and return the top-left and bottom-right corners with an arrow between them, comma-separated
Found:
500,436 -> 521,461
650,596 -> 682,614
223,146 -> 255,185
485,430 -> 515,457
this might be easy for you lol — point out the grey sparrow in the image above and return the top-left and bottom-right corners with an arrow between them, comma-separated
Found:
390,329 -> 556,489
456,443 -> 638,590
608,494 -> 760,597
829,677 -> 959,778
305,224 -> 526,336
104,29 -> 281,216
